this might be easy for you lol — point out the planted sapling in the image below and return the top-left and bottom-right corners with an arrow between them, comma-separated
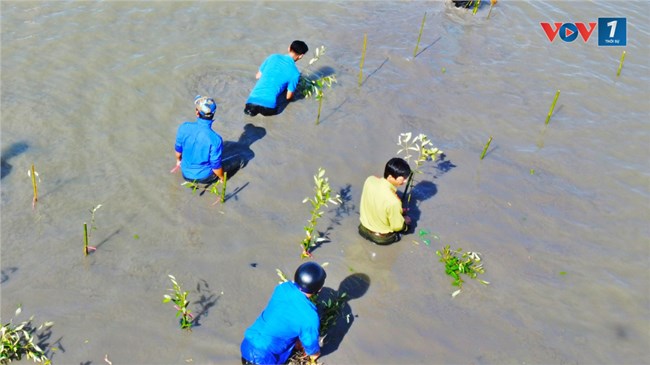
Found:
298,46 -> 337,125
397,132 -> 443,206
163,275 -> 193,331
1,305 -> 53,364
28,164 -> 39,208
300,168 -> 342,258
413,12 -> 427,58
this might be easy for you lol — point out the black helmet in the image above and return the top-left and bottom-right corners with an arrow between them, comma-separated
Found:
294,262 -> 326,294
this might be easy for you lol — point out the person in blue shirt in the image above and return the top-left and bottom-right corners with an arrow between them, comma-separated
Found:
173,95 -> 224,184
241,262 -> 326,365
244,40 -> 308,117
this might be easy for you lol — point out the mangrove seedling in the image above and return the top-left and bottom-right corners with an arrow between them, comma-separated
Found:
472,0 -> 481,15
300,168 -> 342,258
83,204 -> 102,255
545,89 -> 560,125
163,275 -> 193,331
209,172 -> 228,205
358,33 -> 367,87
181,180 -> 200,194
436,245 -> 489,297
1,305 -> 53,364
617,50 -> 626,77
298,46 -> 337,125
480,136 -> 493,160
28,164 -> 39,208
397,132 -> 443,206
413,12 -> 427,58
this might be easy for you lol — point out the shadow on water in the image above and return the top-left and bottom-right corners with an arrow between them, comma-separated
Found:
191,279 -> 220,328
414,36 -> 442,58
403,155 -> 455,233
320,273 -> 370,356
310,184 -> 354,255
1,267 -> 18,284
221,123 -> 266,178
1,141 -> 29,179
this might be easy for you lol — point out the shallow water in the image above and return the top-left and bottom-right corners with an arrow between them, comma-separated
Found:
1,1 -> 649,364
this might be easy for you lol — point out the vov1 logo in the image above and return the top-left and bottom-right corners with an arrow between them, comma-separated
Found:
540,18 -> 626,46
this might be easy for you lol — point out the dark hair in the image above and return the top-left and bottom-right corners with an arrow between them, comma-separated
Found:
384,157 -> 411,179
290,40 -> 308,55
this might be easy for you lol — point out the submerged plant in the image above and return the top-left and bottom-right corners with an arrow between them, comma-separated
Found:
436,245 -> 489,297
298,46 -> 337,125
300,168 -> 341,258
1,305 -> 53,364
163,275 -> 193,331
397,132 -> 443,205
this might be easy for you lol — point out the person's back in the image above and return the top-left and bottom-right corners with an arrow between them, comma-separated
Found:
246,54 -> 300,109
244,40 -> 308,117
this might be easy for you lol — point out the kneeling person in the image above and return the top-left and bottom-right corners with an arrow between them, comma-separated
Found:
359,157 -> 412,245
241,262 -> 325,365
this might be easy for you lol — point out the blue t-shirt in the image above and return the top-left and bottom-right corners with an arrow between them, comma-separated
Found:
246,54 -> 300,109
241,282 -> 320,364
174,117 -> 222,181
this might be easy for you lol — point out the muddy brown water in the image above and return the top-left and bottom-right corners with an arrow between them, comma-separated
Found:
1,1 -> 648,364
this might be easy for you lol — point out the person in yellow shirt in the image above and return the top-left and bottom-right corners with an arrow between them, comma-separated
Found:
358,157 -> 412,245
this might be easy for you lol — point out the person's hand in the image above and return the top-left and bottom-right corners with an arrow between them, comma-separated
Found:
170,160 -> 181,173
404,215 -> 412,225
402,207 -> 410,214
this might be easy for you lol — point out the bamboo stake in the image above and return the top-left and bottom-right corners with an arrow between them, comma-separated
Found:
617,50 -> 626,77
480,136 -> 493,160
413,12 -> 427,58
545,90 -> 561,125
30,164 -> 38,207
358,33 -> 367,87
83,222 -> 89,256
316,96 -> 323,125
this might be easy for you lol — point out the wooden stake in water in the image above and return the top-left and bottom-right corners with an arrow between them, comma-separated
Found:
545,90 -> 561,125
83,222 -> 89,256
413,12 -> 427,58
617,50 -> 626,77
487,0 -> 497,19
316,96 -> 323,125
480,136 -> 493,160
30,164 -> 38,207
358,33 -> 367,87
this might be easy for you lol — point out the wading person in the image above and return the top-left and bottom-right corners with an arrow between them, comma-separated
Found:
358,157 -> 412,245
244,40 -> 308,117
172,95 -> 224,184
241,262 -> 326,365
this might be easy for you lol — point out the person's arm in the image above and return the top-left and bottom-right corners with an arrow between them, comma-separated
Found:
388,201 -> 407,232
213,167 -> 224,180
256,70 -> 262,79
171,149 -> 182,173
286,90 -> 294,100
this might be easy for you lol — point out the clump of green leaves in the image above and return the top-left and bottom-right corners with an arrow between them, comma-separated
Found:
163,275 -> 193,331
397,132 -> 443,205
1,305 -> 53,364
300,168 -> 341,258
298,46 -> 337,125
436,245 -> 489,297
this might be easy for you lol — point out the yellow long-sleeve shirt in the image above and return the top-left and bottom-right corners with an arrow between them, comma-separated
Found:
359,176 -> 405,234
